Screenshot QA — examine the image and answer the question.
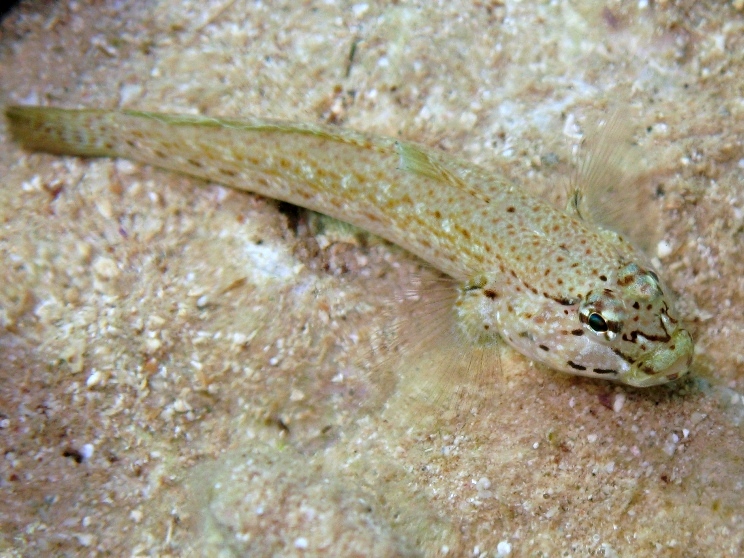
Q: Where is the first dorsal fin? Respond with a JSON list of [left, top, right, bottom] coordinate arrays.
[[568, 110, 661, 254]]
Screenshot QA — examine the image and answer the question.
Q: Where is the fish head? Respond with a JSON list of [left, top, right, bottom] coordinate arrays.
[[578, 263, 693, 387]]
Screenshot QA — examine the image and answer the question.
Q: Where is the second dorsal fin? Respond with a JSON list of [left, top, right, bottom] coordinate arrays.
[[395, 140, 492, 205]]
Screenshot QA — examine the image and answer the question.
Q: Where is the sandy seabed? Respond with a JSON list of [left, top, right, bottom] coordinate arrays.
[[1, 1, 743, 556]]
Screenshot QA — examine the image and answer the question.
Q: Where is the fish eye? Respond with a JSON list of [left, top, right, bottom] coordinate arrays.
[[587, 313, 608, 332]]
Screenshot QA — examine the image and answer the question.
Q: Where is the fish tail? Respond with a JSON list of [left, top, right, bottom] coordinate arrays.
[[5, 105, 118, 158]]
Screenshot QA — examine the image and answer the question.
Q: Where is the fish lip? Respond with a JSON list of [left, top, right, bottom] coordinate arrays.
[[619, 329, 694, 388]]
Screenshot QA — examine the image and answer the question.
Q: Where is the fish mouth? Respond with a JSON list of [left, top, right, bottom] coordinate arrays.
[[619, 328, 694, 388]]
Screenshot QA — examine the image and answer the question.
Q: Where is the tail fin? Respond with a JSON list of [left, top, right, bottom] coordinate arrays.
[[5, 105, 117, 158]]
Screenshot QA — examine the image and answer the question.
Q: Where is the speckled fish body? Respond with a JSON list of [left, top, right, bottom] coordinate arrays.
[[4, 106, 693, 387]]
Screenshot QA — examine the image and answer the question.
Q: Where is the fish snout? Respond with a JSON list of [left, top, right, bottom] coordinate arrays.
[[620, 328, 694, 387]]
